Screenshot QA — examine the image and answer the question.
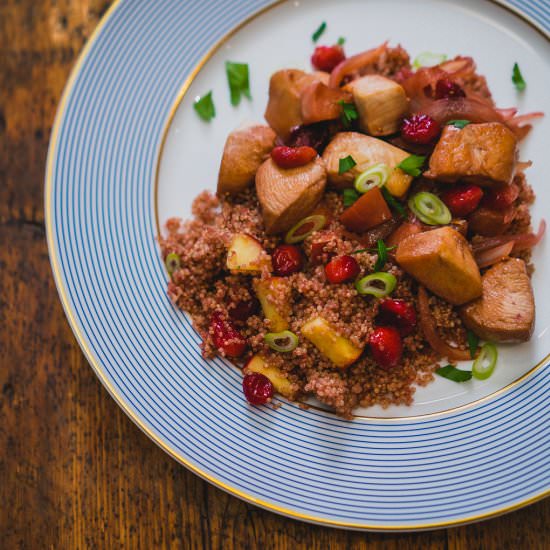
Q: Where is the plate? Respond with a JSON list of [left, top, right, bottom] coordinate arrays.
[[46, 0, 550, 530]]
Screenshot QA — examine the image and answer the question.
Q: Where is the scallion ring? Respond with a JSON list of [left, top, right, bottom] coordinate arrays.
[[413, 51, 447, 69], [408, 191, 451, 225], [285, 214, 327, 244], [165, 252, 181, 275], [355, 272, 397, 298], [472, 342, 498, 380], [264, 330, 299, 353], [354, 163, 390, 194]]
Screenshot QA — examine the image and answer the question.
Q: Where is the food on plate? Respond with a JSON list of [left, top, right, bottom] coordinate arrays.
[[161, 41, 544, 417]]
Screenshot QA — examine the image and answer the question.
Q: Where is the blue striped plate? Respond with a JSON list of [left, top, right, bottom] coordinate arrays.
[[46, 0, 550, 530]]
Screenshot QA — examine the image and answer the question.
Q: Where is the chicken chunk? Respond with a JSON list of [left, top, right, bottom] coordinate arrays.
[[255, 156, 327, 234], [321, 132, 412, 197], [424, 122, 517, 187], [217, 125, 276, 195], [460, 258, 534, 342], [344, 75, 409, 136], [396, 227, 482, 305], [264, 70, 327, 140]]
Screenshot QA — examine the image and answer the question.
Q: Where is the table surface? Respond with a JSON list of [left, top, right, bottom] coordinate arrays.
[[1, 1, 549, 548]]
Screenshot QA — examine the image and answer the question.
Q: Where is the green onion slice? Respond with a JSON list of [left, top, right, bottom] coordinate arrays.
[[355, 272, 397, 298], [343, 188, 360, 207], [472, 343, 498, 380], [265, 330, 299, 352], [165, 252, 181, 275], [408, 191, 451, 225], [285, 214, 327, 244], [354, 163, 390, 194], [413, 52, 447, 69]]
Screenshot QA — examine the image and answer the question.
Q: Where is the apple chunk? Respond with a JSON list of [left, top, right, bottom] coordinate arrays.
[[244, 355, 296, 398], [253, 277, 290, 332], [301, 316, 363, 368], [226, 234, 271, 273]]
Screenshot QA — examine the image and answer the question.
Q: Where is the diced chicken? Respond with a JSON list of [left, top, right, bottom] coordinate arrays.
[[301, 81, 352, 125], [468, 206, 515, 237], [255, 156, 327, 234], [217, 125, 276, 195], [301, 316, 363, 368], [396, 227, 482, 305], [226, 234, 271, 273], [253, 277, 291, 332], [424, 122, 517, 187], [460, 258, 534, 342], [264, 70, 327, 140], [244, 355, 296, 398], [343, 75, 409, 136], [321, 132, 412, 197]]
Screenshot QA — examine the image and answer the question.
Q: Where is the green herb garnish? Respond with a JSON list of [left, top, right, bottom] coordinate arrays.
[[397, 154, 426, 177], [446, 119, 470, 129], [435, 364, 473, 383], [312, 22, 327, 42], [466, 330, 479, 359], [193, 91, 216, 122], [226, 61, 251, 106], [381, 187, 406, 217], [373, 239, 389, 271], [337, 37, 346, 46], [342, 188, 360, 207], [339, 155, 357, 175], [512, 62, 526, 91], [338, 100, 359, 128]]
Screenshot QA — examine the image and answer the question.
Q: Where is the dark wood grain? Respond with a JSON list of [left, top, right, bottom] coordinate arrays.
[[0, 1, 548, 548]]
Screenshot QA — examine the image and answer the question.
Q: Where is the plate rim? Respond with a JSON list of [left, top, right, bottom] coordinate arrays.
[[45, 0, 550, 531]]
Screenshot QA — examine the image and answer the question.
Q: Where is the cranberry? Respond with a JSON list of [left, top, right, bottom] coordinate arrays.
[[272, 244, 303, 276], [287, 122, 331, 153], [378, 299, 417, 336], [271, 146, 317, 169], [242, 372, 274, 405], [210, 312, 247, 358], [324, 255, 360, 284], [369, 326, 403, 370], [401, 114, 441, 144], [481, 183, 519, 211], [228, 298, 259, 323], [434, 78, 466, 100], [441, 184, 484, 217], [311, 45, 346, 72]]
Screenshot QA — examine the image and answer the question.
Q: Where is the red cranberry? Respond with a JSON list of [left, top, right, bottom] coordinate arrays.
[[434, 78, 466, 100], [481, 183, 519, 211], [242, 372, 274, 405], [378, 299, 417, 336], [272, 244, 303, 276], [287, 122, 331, 153], [441, 184, 484, 217], [228, 298, 259, 323], [271, 146, 317, 168], [210, 312, 247, 358], [401, 114, 441, 144], [324, 255, 360, 284], [311, 45, 346, 72], [369, 326, 403, 370]]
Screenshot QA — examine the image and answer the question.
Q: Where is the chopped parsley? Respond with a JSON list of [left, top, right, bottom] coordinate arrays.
[[397, 154, 426, 177], [446, 119, 470, 129], [337, 36, 346, 46], [435, 364, 473, 382], [381, 187, 406, 217], [338, 155, 357, 175], [373, 239, 390, 271], [193, 91, 216, 122], [466, 330, 479, 359], [343, 188, 360, 207], [312, 22, 327, 42], [512, 62, 526, 91], [338, 100, 359, 128], [226, 61, 251, 106]]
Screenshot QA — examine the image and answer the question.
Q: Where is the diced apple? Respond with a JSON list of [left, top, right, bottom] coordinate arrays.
[[301, 316, 363, 368], [253, 277, 291, 332], [226, 234, 271, 273], [244, 355, 296, 398]]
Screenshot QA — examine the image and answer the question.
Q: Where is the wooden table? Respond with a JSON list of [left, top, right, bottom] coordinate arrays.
[[1, 1, 548, 547]]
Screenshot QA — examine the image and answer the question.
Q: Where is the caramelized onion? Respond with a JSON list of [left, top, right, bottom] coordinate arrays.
[[329, 42, 388, 88], [474, 242, 514, 268], [417, 286, 473, 361], [472, 220, 546, 253]]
